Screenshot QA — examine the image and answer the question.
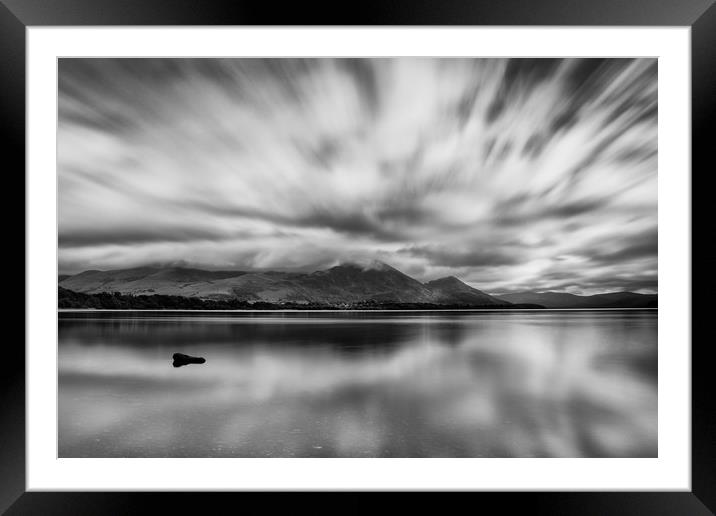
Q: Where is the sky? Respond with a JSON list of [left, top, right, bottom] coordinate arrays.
[[58, 58, 657, 295]]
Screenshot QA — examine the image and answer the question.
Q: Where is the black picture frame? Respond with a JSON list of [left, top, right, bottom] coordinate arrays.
[[4, 0, 714, 513]]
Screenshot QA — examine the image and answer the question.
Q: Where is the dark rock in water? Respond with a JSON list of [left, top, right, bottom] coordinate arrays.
[[172, 353, 206, 368]]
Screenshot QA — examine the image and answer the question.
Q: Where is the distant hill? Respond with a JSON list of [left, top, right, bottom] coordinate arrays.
[[496, 291, 657, 308], [59, 267, 248, 298], [59, 261, 505, 307]]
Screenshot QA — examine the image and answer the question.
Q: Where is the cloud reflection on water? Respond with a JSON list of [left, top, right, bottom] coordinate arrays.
[[59, 312, 657, 457]]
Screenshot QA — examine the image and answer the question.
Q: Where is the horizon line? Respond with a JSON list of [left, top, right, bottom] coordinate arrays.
[[58, 308, 659, 313]]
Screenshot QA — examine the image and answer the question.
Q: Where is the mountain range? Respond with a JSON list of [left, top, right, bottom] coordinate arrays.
[[58, 261, 507, 307], [496, 290, 657, 308], [58, 261, 657, 308]]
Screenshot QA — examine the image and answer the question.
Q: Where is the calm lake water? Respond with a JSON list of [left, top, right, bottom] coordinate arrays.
[[58, 310, 657, 458]]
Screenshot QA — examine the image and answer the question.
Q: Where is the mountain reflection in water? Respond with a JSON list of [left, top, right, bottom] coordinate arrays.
[[58, 310, 657, 457]]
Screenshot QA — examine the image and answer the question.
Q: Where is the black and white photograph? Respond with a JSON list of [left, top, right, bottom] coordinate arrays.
[[57, 57, 658, 458]]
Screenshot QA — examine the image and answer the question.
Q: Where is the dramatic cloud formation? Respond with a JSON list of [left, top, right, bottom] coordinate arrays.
[[58, 58, 657, 294]]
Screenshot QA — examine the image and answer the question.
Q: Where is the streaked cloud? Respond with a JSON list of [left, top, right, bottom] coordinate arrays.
[[58, 58, 657, 294]]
